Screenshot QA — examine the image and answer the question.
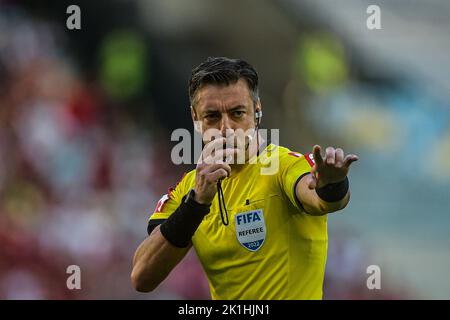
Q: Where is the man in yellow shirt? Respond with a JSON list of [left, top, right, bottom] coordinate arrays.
[[131, 57, 358, 299]]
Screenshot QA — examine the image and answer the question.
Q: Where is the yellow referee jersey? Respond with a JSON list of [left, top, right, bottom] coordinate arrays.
[[148, 143, 328, 300]]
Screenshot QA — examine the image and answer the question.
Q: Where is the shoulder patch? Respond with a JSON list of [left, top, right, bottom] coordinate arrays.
[[154, 194, 170, 213], [153, 171, 187, 213], [304, 152, 315, 167]]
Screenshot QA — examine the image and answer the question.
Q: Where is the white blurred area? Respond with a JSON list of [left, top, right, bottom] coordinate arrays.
[[0, 0, 449, 299]]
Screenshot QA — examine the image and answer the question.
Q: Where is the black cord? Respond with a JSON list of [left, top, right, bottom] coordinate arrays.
[[217, 180, 229, 226], [256, 124, 260, 157]]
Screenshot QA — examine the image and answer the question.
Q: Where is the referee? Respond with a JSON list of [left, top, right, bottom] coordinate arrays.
[[131, 57, 359, 299]]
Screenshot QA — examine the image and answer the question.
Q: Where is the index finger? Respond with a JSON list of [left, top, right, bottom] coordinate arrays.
[[203, 148, 238, 165], [312, 145, 324, 166], [202, 137, 227, 159]]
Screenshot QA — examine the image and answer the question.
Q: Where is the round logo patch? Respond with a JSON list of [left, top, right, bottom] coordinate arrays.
[[235, 209, 266, 252]]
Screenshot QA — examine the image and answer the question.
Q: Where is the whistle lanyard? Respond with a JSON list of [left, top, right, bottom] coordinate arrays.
[[217, 129, 262, 227], [217, 180, 229, 226]]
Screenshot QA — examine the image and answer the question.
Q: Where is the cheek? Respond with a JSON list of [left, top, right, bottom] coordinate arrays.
[[241, 114, 256, 128]]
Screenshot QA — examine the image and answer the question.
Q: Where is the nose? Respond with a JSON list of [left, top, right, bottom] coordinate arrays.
[[220, 114, 232, 137]]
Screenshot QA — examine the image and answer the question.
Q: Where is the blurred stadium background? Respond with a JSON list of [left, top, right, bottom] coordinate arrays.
[[1, 0, 449, 299]]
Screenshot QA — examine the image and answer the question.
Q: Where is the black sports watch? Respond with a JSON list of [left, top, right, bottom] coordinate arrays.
[[184, 189, 211, 208]]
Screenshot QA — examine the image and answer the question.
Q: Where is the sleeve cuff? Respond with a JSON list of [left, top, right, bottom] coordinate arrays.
[[293, 172, 311, 211]]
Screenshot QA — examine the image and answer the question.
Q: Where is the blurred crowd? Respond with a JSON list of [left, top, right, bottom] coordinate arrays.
[[0, 7, 193, 299]]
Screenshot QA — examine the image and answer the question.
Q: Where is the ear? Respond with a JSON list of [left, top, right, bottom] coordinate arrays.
[[254, 99, 262, 125], [191, 105, 202, 133]]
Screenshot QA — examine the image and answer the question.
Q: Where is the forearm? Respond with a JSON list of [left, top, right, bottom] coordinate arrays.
[[315, 190, 350, 214], [131, 225, 191, 292], [297, 174, 350, 216], [132, 189, 211, 292]]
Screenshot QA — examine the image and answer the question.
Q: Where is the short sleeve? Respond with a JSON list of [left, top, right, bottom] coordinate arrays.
[[147, 171, 192, 234], [278, 150, 315, 212]]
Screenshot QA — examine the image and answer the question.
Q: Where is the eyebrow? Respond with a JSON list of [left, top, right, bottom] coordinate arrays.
[[202, 105, 247, 115], [228, 105, 247, 112]]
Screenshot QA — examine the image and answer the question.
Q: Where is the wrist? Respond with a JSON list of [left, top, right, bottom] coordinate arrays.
[[187, 189, 211, 207], [316, 177, 349, 202]]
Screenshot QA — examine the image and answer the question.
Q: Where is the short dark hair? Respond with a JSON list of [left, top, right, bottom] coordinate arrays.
[[188, 57, 259, 106]]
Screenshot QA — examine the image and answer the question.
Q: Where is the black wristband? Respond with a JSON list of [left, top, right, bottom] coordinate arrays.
[[159, 191, 211, 248], [315, 177, 349, 202]]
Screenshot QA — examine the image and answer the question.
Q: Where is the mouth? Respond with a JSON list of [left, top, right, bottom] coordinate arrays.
[[223, 135, 252, 165]]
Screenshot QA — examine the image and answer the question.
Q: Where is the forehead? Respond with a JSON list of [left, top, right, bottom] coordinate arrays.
[[195, 78, 252, 111]]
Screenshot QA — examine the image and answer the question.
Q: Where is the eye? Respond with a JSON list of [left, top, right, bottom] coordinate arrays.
[[205, 113, 220, 121], [232, 110, 245, 118]]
